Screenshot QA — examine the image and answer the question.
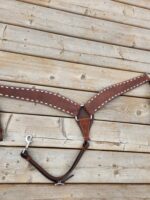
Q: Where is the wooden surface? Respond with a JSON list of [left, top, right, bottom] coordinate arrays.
[[0, 0, 150, 199]]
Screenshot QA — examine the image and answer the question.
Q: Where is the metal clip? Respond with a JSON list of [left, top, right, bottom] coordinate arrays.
[[22, 135, 33, 153]]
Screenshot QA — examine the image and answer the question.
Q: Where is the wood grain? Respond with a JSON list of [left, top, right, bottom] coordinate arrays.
[[114, 0, 150, 9], [0, 51, 150, 97], [1, 24, 150, 72], [0, 112, 150, 153], [1, 0, 150, 50], [0, 0, 149, 193], [0, 81, 149, 124], [1, 184, 150, 200], [18, 0, 150, 29], [1, 146, 150, 183]]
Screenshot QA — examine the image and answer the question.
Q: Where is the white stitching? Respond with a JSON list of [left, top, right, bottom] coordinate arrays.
[[1, 74, 147, 115], [89, 75, 148, 112], [87, 74, 147, 104], [0, 85, 78, 106], [0, 85, 77, 115]]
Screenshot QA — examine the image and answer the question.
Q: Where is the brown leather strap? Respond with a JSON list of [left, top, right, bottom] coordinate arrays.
[[0, 73, 149, 184], [85, 73, 150, 115], [21, 140, 89, 185], [0, 74, 149, 141], [75, 105, 93, 141], [0, 85, 80, 141], [0, 85, 80, 116]]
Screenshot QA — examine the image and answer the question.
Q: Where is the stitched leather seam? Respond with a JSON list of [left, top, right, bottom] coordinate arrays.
[[0, 86, 77, 115], [87, 74, 146, 105], [94, 79, 148, 112]]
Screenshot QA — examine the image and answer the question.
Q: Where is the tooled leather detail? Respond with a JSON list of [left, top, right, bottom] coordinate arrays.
[[78, 118, 91, 141], [0, 73, 149, 184], [0, 85, 80, 116], [75, 106, 93, 141], [85, 73, 150, 115]]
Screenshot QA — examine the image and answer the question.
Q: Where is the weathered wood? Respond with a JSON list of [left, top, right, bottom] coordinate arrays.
[[18, 0, 150, 30], [0, 0, 149, 194], [0, 81, 149, 124], [114, 0, 150, 9], [1, 0, 150, 50], [1, 147, 150, 183], [0, 51, 150, 97], [0, 24, 150, 72], [1, 184, 150, 200], [1, 113, 150, 153]]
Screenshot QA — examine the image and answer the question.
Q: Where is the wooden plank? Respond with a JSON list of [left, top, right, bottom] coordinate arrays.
[[114, 0, 150, 9], [1, 0, 150, 51], [0, 51, 150, 98], [0, 24, 150, 73], [19, 0, 150, 29], [0, 81, 149, 124], [1, 147, 150, 183], [1, 113, 150, 153], [1, 184, 150, 200]]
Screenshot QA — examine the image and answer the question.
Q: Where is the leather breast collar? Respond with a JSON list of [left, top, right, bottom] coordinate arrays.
[[0, 73, 149, 185]]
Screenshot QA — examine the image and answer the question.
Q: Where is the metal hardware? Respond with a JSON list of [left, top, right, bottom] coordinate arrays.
[[22, 135, 33, 153], [54, 181, 64, 186], [75, 114, 93, 121]]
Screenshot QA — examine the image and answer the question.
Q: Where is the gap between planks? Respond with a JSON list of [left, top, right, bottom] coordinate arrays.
[[17, 0, 150, 30], [1, 49, 150, 74], [1, 0, 150, 52], [113, 0, 150, 10], [1, 183, 150, 200], [0, 112, 150, 153], [2, 147, 150, 183], [0, 51, 150, 98], [1, 23, 150, 73], [0, 81, 149, 124]]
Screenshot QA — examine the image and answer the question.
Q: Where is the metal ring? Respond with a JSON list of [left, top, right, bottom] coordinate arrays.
[[75, 115, 93, 121], [54, 181, 64, 186]]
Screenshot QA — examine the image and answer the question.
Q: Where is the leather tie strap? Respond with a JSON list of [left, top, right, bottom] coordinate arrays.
[[21, 139, 89, 185]]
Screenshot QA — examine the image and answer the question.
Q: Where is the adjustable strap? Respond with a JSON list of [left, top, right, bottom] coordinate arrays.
[[0, 84, 81, 140], [85, 73, 150, 115], [21, 140, 89, 185]]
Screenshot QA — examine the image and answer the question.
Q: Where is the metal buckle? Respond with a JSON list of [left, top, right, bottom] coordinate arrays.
[[22, 135, 33, 153]]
